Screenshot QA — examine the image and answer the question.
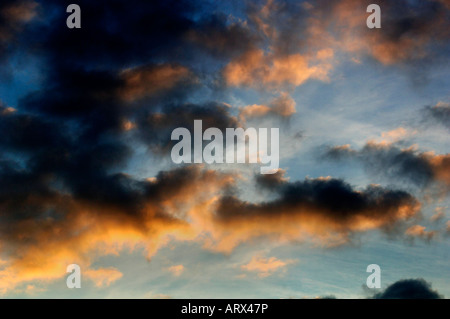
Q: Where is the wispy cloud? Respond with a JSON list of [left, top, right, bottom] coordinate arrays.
[[240, 255, 296, 278], [167, 264, 185, 277]]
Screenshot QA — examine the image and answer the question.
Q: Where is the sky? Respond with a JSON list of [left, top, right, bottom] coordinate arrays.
[[0, 0, 449, 299]]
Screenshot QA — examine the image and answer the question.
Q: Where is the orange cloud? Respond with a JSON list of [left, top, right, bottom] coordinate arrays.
[[405, 225, 437, 241], [121, 119, 136, 131], [167, 264, 184, 277], [239, 92, 296, 121], [0, 106, 16, 115], [241, 256, 296, 278], [220, 0, 449, 90], [427, 154, 450, 186], [241, 0, 449, 79], [223, 49, 332, 89], [84, 267, 123, 288], [381, 128, 416, 142], [240, 104, 272, 119], [270, 92, 296, 117]]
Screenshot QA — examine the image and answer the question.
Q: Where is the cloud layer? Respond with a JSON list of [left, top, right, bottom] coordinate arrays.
[[372, 278, 443, 299], [0, 0, 448, 295]]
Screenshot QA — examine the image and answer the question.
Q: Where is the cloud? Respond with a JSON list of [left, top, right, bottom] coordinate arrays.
[[323, 141, 450, 189], [84, 267, 123, 288], [31, 0, 202, 68], [0, 0, 38, 51], [167, 264, 184, 277], [313, 0, 450, 66], [1, 1, 37, 24], [198, 176, 420, 253], [118, 64, 197, 102], [0, 0, 38, 79], [380, 127, 416, 143], [0, 0, 248, 293], [239, 104, 272, 119], [136, 102, 240, 153], [288, 278, 444, 299], [223, 48, 332, 89], [372, 278, 443, 299], [424, 102, 450, 131], [0, 165, 235, 293], [12, 284, 47, 296], [255, 169, 289, 190], [240, 255, 296, 278], [405, 225, 437, 242], [185, 13, 260, 59], [218, 0, 450, 91], [0, 0, 446, 297], [270, 92, 296, 117], [431, 207, 446, 222], [24, 284, 46, 295], [239, 92, 296, 121]]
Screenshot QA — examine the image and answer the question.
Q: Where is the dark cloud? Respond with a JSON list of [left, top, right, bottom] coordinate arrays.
[[323, 142, 450, 189], [0, 0, 38, 58], [208, 176, 420, 250], [20, 0, 258, 73], [136, 102, 240, 154], [246, 0, 310, 56], [255, 169, 288, 190], [31, 0, 197, 69], [0, 2, 244, 281], [372, 278, 443, 299], [369, 0, 449, 58], [219, 177, 418, 224], [0, 108, 70, 152], [424, 102, 450, 131], [0, 0, 245, 247], [337, 0, 450, 65], [186, 12, 260, 59], [10, 0, 244, 156]]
